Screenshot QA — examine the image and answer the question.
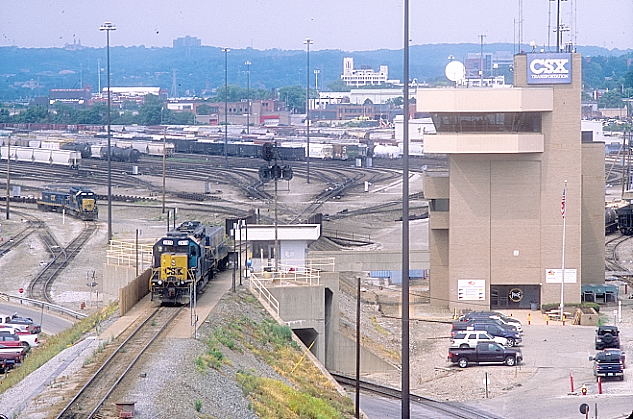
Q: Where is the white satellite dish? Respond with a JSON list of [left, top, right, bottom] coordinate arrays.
[[445, 60, 465, 83]]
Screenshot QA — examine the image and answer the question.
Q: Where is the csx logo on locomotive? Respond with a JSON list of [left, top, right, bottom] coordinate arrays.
[[163, 266, 184, 276]]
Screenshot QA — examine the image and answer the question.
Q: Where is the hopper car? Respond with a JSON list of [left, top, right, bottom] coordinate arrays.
[[36, 186, 98, 220], [150, 221, 229, 304]]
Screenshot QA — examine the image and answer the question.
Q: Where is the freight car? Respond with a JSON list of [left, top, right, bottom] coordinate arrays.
[[36, 186, 98, 220], [0, 146, 80, 168], [170, 138, 305, 161], [617, 205, 633, 235], [606, 207, 618, 235], [150, 221, 229, 304], [90, 145, 141, 163]]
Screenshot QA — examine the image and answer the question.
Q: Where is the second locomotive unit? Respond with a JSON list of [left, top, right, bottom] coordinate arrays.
[[36, 186, 98, 221], [150, 221, 229, 304]]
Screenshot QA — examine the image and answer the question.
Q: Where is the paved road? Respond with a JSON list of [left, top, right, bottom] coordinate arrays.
[[0, 302, 74, 334], [464, 323, 633, 418]]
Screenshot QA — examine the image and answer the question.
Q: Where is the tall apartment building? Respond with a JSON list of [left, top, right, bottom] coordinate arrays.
[[420, 53, 604, 310]]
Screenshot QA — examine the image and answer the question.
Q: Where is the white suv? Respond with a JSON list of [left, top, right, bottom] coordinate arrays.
[[450, 331, 508, 348]]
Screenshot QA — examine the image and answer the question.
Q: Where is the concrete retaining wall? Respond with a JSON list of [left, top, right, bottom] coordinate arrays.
[[119, 269, 151, 316], [309, 250, 429, 272]]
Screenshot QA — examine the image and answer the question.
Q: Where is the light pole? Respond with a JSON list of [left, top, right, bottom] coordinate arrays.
[[100, 21, 116, 243], [5, 137, 10, 220], [401, 0, 411, 417], [222, 47, 230, 167], [304, 38, 313, 184], [245, 60, 251, 135]]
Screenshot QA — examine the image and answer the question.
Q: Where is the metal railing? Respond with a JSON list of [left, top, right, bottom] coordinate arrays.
[[0, 292, 87, 319], [106, 239, 154, 269], [249, 274, 280, 315]]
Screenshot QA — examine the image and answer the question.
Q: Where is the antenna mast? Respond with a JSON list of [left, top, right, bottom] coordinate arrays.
[[479, 34, 486, 85], [518, 0, 523, 52], [171, 69, 177, 98]]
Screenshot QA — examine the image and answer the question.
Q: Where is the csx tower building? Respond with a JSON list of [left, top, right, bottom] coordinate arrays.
[[420, 53, 604, 310]]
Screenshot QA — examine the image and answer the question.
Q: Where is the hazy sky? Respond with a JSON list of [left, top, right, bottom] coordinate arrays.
[[2, 1, 632, 50]]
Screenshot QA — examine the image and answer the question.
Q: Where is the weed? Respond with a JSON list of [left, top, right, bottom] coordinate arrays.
[[150, 320, 156, 327], [194, 399, 203, 412], [195, 356, 207, 372]]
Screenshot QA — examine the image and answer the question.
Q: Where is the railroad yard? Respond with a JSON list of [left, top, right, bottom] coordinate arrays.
[[0, 145, 632, 418]]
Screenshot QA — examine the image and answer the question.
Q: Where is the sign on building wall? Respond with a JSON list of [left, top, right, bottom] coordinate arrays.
[[545, 268, 577, 283], [457, 280, 486, 301], [527, 53, 572, 85]]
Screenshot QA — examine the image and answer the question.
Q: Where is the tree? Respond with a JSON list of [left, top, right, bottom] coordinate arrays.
[[278, 86, 307, 113], [625, 70, 633, 89], [326, 80, 351, 92], [598, 90, 623, 109], [138, 94, 164, 125]]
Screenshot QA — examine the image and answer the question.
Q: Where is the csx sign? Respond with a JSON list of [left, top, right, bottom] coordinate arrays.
[[527, 53, 572, 84]]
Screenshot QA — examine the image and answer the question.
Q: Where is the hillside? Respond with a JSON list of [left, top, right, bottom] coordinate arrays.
[[0, 43, 631, 100]]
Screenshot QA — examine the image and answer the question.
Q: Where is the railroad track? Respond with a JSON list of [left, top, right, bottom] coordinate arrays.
[[331, 373, 502, 419], [56, 306, 182, 419], [28, 222, 98, 303], [605, 233, 632, 273]]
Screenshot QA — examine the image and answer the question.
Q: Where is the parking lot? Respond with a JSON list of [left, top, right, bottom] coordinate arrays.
[[461, 313, 633, 418]]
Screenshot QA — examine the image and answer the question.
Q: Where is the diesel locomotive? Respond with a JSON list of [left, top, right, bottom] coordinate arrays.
[[36, 186, 98, 221], [150, 221, 229, 304]]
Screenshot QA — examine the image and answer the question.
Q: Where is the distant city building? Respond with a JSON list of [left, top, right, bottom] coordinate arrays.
[[340, 57, 390, 87], [464, 51, 513, 80], [49, 88, 92, 106], [95, 87, 168, 107], [64, 38, 86, 51], [173, 36, 202, 48]]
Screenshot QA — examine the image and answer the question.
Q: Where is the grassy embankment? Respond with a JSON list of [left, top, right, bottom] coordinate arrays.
[[197, 293, 355, 418], [0, 302, 118, 393]]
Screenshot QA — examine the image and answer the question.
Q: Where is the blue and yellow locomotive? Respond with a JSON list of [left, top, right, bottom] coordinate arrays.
[[36, 186, 98, 221], [150, 221, 229, 304]]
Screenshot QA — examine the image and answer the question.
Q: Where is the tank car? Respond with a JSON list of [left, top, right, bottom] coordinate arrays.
[[150, 221, 229, 304]]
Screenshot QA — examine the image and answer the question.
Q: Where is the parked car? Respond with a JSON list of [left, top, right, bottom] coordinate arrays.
[[450, 331, 508, 348], [595, 326, 620, 350], [0, 314, 41, 334], [0, 327, 38, 348], [0, 344, 26, 366], [469, 323, 522, 347], [590, 349, 625, 381], [460, 311, 523, 332], [448, 342, 523, 368]]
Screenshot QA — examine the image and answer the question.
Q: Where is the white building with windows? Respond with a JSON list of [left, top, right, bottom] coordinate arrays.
[[340, 57, 390, 87]]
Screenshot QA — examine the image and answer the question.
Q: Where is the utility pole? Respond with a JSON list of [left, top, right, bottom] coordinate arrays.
[[304, 38, 313, 184], [401, 0, 411, 417], [5, 137, 10, 220], [556, 0, 561, 51], [162, 124, 166, 213], [99, 21, 116, 242], [479, 34, 486, 86], [245, 60, 251, 135], [274, 138, 280, 272], [222, 47, 230, 167]]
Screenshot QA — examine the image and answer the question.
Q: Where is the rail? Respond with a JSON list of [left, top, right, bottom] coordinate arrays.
[[330, 373, 501, 419], [0, 292, 87, 319], [249, 273, 280, 315]]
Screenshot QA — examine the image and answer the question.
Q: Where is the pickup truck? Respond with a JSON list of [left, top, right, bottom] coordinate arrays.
[[591, 349, 625, 381], [0, 344, 26, 366], [0, 328, 38, 348], [448, 342, 523, 368]]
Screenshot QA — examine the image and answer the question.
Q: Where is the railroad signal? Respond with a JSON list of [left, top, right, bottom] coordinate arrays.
[[18, 287, 24, 294], [262, 143, 274, 161], [259, 164, 293, 182]]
